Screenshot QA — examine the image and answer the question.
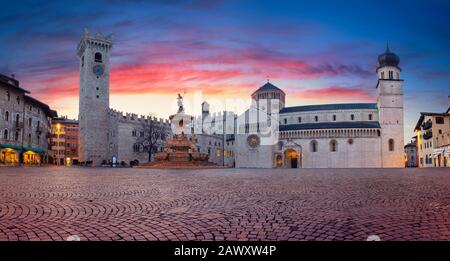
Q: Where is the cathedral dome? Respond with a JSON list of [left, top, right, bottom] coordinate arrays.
[[377, 45, 400, 69], [253, 82, 285, 95]]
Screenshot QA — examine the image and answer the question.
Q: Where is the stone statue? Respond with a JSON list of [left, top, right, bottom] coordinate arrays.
[[177, 93, 184, 113]]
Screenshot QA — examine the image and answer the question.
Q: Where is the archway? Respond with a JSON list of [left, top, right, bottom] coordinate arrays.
[[284, 149, 299, 168]]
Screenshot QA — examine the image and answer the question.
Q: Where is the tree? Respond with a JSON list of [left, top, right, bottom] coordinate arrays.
[[135, 116, 169, 162]]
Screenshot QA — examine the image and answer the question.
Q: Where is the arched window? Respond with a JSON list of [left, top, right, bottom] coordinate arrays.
[[6, 91, 10, 101], [4, 111, 9, 121], [369, 114, 373, 120], [28, 117, 32, 127], [350, 114, 355, 120], [15, 114, 19, 123], [388, 139, 394, 151], [95, 52, 102, 63], [333, 115, 336, 121], [298, 117, 302, 123], [310, 140, 318, 152], [314, 116, 318, 122], [3, 129, 8, 140], [14, 131, 19, 141], [330, 140, 338, 152]]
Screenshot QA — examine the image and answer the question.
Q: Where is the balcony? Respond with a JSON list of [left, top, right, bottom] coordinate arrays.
[[422, 120, 432, 130], [13, 121, 24, 129], [423, 131, 433, 140]]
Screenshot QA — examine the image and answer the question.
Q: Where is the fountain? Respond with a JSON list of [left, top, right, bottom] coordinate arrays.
[[140, 94, 217, 168]]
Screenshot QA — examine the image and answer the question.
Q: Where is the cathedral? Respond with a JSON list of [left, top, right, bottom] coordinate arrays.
[[77, 30, 404, 168], [234, 46, 404, 168]]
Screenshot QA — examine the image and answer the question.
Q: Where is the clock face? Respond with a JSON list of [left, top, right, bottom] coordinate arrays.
[[93, 65, 104, 76]]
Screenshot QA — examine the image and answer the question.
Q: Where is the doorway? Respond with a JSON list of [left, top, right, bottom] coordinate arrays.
[[284, 149, 299, 168]]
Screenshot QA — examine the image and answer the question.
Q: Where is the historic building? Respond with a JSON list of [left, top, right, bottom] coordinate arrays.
[[50, 117, 79, 165], [77, 30, 170, 166], [234, 46, 405, 168], [414, 107, 450, 168], [404, 140, 418, 167], [0, 73, 57, 166]]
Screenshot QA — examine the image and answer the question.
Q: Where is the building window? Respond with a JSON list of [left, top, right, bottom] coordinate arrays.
[[436, 117, 444, 124], [388, 139, 394, 151], [14, 131, 19, 141], [314, 116, 318, 122], [16, 96, 20, 104], [95, 52, 102, 63], [381, 72, 385, 79], [369, 114, 373, 120], [81, 56, 84, 67], [28, 118, 32, 127], [15, 114, 20, 124], [4, 111, 9, 121], [298, 117, 302, 123], [330, 140, 337, 152], [37, 135, 40, 145], [332, 115, 336, 121], [133, 144, 140, 152], [283, 118, 287, 124], [6, 91, 10, 101], [3, 129, 8, 140], [389, 71, 393, 79], [310, 140, 318, 152], [350, 114, 355, 120], [28, 133, 31, 144], [132, 130, 137, 136]]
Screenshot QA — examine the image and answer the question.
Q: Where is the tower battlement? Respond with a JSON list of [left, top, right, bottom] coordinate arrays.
[[109, 108, 170, 125], [77, 29, 113, 57]]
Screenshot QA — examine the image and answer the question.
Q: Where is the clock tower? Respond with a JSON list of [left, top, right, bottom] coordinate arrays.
[[77, 29, 113, 166]]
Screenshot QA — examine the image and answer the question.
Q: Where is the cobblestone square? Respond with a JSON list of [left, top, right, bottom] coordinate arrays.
[[0, 167, 449, 241]]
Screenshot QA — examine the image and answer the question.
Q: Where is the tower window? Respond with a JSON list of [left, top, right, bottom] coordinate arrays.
[[81, 56, 84, 67], [369, 114, 373, 120], [389, 71, 393, 79], [4, 111, 9, 121], [332, 115, 336, 121], [388, 139, 394, 151], [350, 114, 355, 120], [96, 95, 99, 99], [283, 119, 287, 124], [381, 72, 385, 79], [314, 116, 318, 122], [95, 52, 102, 63], [396, 72, 399, 79], [298, 117, 302, 123]]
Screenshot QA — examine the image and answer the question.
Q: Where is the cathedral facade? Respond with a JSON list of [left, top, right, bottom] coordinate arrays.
[[235, 46, 404, 168]]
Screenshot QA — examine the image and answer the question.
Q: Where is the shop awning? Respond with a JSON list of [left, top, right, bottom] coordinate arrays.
[[23, 147, 46, 154], [433, 148, 444, 156], [0, 144, 22, 150]]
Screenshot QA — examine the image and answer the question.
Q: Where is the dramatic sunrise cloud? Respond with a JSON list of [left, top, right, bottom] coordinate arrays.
[[1, 0, 449, 141]]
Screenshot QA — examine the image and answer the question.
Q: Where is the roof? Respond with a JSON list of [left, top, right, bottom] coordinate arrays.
[[377, 44, 400, 70], [52, 117, 78, 125], [414, 112, 450, 131], [252, 82, 285, 96], [280, 121, 381, 131], [0, 73, 30, 94], [280, 103, 377, 114], [24, 95, 58, 118]]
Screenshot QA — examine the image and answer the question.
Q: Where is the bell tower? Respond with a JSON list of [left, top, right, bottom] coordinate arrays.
[[376, 44, 404, 167], [77, 29, 113, 166]]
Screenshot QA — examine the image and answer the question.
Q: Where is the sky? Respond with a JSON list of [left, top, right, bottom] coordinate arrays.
[[1, 0, 449, 141]]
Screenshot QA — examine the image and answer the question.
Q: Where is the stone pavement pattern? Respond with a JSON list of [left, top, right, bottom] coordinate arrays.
[[0, 167, 449, 241]]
